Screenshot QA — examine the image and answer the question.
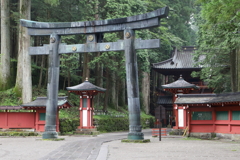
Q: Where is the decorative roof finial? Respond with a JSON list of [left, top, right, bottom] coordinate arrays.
[[179, 74, 183, 79], [86, 77, 88, 81]]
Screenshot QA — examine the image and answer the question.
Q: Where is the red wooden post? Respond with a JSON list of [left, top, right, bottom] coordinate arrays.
[[187, 109, 191, 133], [212, 108, 216, 132], [228, 109, 231, 133]]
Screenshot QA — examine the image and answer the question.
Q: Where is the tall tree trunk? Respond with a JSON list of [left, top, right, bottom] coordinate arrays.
[[0, 0, 11, 90], [78, 53, 83, 83], [151, 69, 156, 95], [237, 48, 240, 92], [44, 57, 48, 88], [119, 78, 126, 107], [11, 27, 18, 59], [38, 55, 44, 89], [67, 65, 71, 87], [94, 52, 103, 108], [104, 68, 110, 111], [230, 48, 240, 92], [15, 0, 32, 103], [110, 69, 118, 109], [141, 72, 150, 114], [82, 53, 90, 82]]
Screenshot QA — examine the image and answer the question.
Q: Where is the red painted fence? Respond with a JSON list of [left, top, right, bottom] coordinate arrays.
[[0, 112, 35, 129], [152, 128, 167, 136]]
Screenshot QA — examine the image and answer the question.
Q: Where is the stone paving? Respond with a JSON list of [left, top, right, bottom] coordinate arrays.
[[0, 129, 240, 160], [40, 132, 128, 160], [107, 136, 240, 160], [0, 131, 128, 160]]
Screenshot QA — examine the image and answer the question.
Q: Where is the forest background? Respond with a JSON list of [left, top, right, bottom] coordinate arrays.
[[0, 0, 239, 116]]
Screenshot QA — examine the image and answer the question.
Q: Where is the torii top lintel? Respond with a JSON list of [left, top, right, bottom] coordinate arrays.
[[20, 7, 169, 36]]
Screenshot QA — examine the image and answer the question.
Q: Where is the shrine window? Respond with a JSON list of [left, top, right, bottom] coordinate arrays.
[[232, 111, 240, 120], [192, 111, 212, 120], [39, 113, 46, 121], [216, 111, 228, 120], [83, 99, 87, 108]]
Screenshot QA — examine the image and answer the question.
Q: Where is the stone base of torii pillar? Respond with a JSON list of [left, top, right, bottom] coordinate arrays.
[[75, 128, 99, 136]]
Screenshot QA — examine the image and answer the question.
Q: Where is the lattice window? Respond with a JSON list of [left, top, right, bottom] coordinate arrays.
[[232, 111, 240, 120], [192, 111, 212, 120], [216, 111, 228, 120], [39, 113, 46, 121]]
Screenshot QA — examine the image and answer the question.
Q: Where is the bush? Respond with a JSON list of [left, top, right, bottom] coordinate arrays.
[[59, 119, 79, 134], [0, 132, 38, 136], [59, 116, 155, 133], [95, 118, 129, 132], [141, 117, 155, 129]]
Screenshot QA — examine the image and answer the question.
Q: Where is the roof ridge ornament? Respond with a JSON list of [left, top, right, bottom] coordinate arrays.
[[85, 77, 89, 81]]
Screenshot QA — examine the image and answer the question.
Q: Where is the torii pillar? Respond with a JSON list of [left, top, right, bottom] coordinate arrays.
[[66, 78, 106, 130]]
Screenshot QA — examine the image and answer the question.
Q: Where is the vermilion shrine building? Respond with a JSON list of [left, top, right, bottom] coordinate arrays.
[[152, 46, 240, 139], [0, 97, 72, 132]]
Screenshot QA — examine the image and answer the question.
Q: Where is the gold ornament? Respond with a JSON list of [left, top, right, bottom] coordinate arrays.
[[88, 35, 94, 42], [72, 46, 77, 51], [105, 44, 110, 50], [125, 32, 131, 38]]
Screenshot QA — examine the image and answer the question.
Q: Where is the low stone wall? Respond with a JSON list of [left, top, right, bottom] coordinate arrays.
[[216, 133, 240, 140], [190, 132, 240, 140], [189, 132, 214, 139], [169, 129, 184, 135]]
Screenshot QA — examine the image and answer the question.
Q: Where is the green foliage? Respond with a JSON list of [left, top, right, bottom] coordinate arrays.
[[44, 0, 60, 6], [59, 106, 79, 119], [0, 88, 21, 106], [182, 137, 201, 140], [59, 109, 155, 133], [93, 111, 155, 132], [95, 118, 129, 132], [194, 0, 240, 92], [121, 139, 150, 143], [59, 119, 79, 134], [1, 0, 198, 112], [0, 132, 38, 136], [0, 76, 13, 91], [167, 0, 197, 46]]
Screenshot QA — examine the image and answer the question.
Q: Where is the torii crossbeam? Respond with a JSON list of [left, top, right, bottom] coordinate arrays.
[[20, 7, 169, 139]]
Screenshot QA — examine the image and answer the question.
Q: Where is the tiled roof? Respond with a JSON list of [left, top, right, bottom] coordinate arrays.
[[175, 92, 240, 105], [21, 96, 72, 108], [0, 106, 22, 110], [67, 79, 106, 92], [157, 96, 173, 105], [162, 76, 198, 89], [152, 46, 204, 69]]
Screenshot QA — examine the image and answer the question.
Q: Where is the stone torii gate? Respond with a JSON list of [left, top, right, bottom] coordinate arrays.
[[20, 7, 169, 139]]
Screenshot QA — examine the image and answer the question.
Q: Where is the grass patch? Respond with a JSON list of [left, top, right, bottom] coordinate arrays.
[[0, 132, 39, 137], [140, 112, 154, 118], [121, 139, 150, 143], [41, 138, 65, 141], [182, 137, 201, 140]]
